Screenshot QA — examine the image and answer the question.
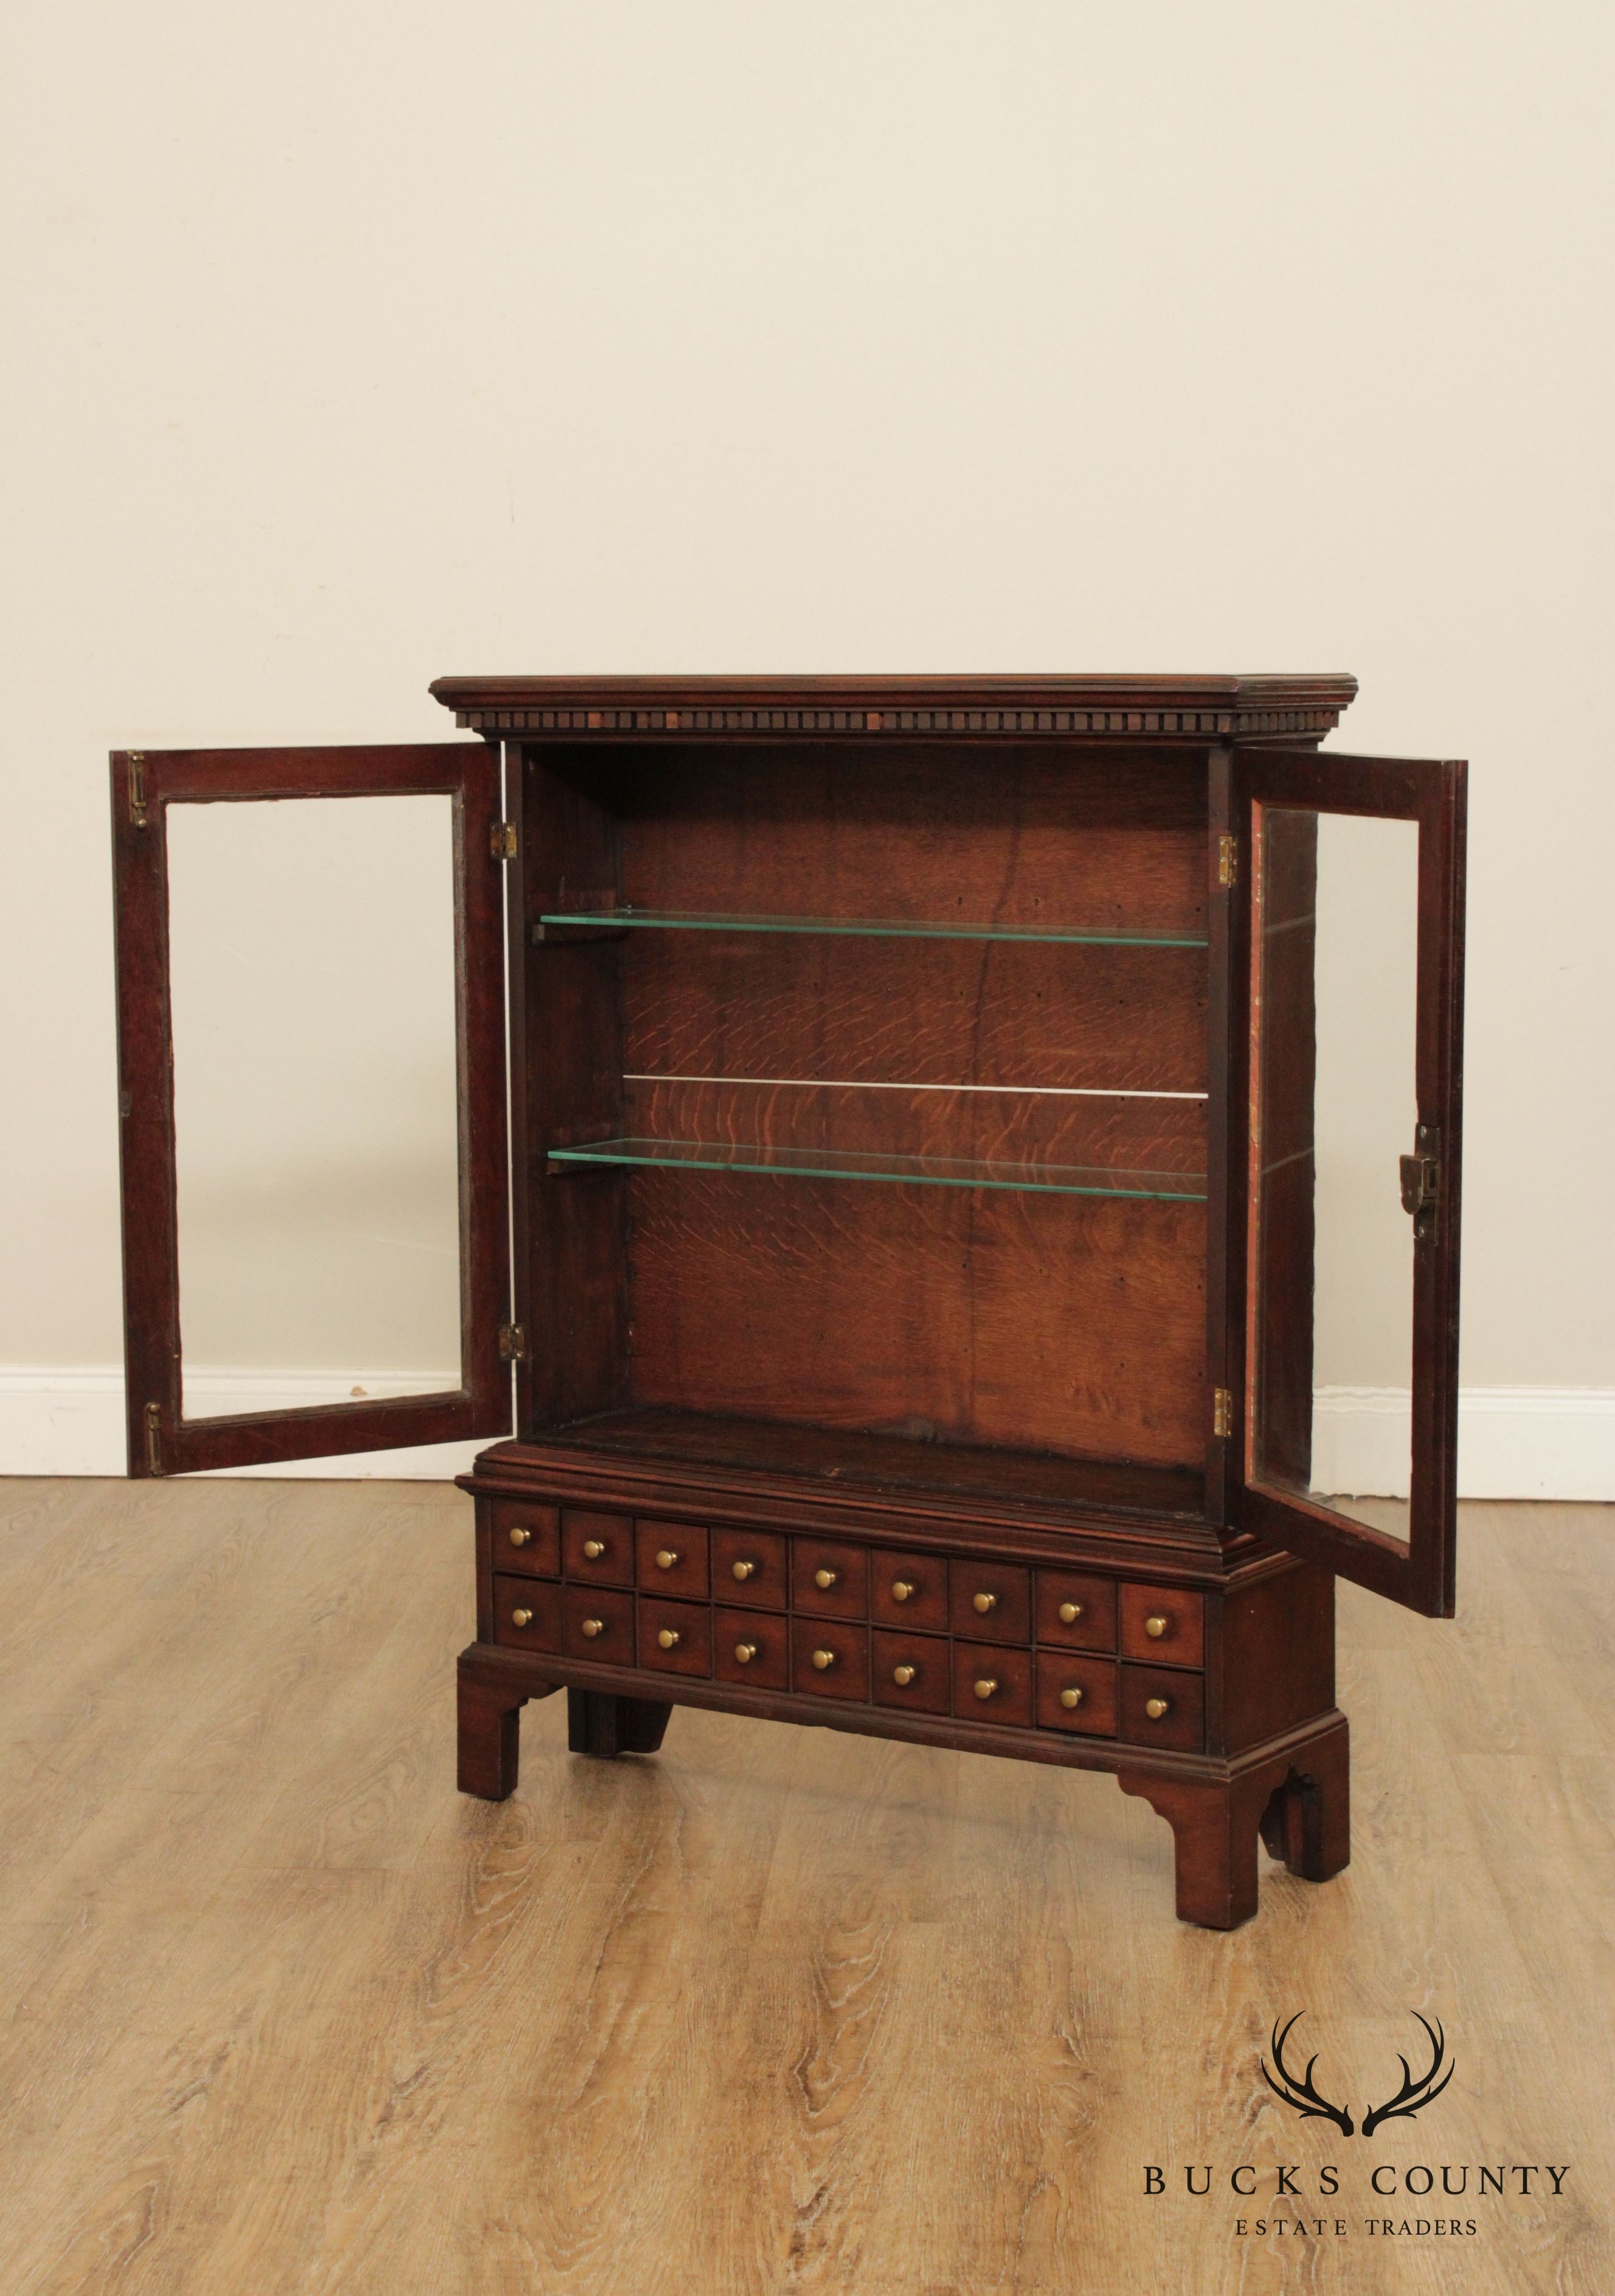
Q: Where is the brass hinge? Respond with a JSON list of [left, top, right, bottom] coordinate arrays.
[[1399, 1123, 1441, 1243], [144, 1400, 164, 1474], [128, 755, 150, 830], [491, 821, 518, 861], [1217, 833, 1237, 889], [498, 1323, 527, 1362], [1212, 1386, 1234, 1440]]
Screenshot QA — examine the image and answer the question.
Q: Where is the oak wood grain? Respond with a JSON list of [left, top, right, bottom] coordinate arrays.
[[626, 1171, 1206, 1468]]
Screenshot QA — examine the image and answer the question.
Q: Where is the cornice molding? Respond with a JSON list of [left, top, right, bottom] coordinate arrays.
[[429, 675, 1357, 744]]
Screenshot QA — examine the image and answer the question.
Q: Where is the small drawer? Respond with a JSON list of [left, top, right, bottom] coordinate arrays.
[[489, 1500, 560, 1578], [562, 1510, 634, 1586], [714, 1606, 789, 1689], [871, 1628, 950, 1714], [635, 1519, 710, 1599], [792, 1538, 869, 1619], [952, 1640, 1034, 1727], [561, 1582, 635, 1659], [1034, 1651, 1118, 1737], [637, 1594, 712, 1679], [870, 1549, 947, 1631], [1034, 1570, 1117, 1652], [1119, 1583, 1205, 1668], [790, 1617, 870, 1700], [711, 1527, 787, 1611], [1121, 1663, 1205, 1752], [492, 1573, 562, 1653], [949, 1559, 1031, 1645]]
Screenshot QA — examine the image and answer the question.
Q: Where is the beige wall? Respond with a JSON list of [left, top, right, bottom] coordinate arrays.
[[2, 4, 1612, 1476]]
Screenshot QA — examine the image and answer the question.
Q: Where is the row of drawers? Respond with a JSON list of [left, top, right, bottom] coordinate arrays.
[[488, 1500, 1204, 1667], [491, 1576, 1205, 1751]]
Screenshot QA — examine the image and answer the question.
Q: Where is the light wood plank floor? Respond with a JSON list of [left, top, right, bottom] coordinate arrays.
[[0, 1479, 1610, 2295]]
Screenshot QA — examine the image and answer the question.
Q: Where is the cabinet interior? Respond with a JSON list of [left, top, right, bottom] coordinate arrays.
[[518, 740, 1211, 1517]]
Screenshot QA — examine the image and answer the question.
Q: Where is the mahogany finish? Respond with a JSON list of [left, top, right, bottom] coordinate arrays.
[[489, 1502, 560, 1579], [713, 1607, 789, 1688], [111, 673, 1467, 1929]]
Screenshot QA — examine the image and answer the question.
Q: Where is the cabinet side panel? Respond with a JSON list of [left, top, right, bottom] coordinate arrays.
[[519, 749, 628, 1429], [1219, 1559, 1334, 1754], [1247, 811, 1318, 1490]]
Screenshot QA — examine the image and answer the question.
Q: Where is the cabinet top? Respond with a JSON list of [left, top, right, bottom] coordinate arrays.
[[429, 673, 1357, 744]]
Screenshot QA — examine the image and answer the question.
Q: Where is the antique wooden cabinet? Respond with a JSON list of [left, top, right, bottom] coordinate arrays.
[[110, 676, 1466, 1927]]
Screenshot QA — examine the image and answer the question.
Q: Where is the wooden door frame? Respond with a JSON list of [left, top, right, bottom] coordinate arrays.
[[111, 741, 512, 1475], [1223, 746, 1467, 1617]]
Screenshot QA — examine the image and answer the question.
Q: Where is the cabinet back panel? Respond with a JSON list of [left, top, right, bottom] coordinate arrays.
[[626, 1171, 1206, 1468], [610, 743, 1208, 937], [623, 935, 1206, 1099], [620, 1078, 1203, 1174], [522, 738, 1211, 1467]]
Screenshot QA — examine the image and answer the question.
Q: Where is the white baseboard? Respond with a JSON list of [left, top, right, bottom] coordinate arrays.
[[0, 1367, 484, 1480], [1312, 1384, 1615, 1502], [1, 1368, 1612, 1500]]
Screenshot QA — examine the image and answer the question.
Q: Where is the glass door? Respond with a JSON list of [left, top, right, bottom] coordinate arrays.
[[1233, 747, 1466, 1616], [111, 743, 513, 1474]]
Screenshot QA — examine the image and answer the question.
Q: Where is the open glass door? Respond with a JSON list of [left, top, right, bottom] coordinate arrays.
[[1233, 748, 1465, 1616], [111, 744, 513, 1474]]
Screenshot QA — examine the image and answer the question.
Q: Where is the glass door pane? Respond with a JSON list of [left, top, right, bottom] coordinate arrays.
[[1248, 807, 1419, 1542], [167, 794, 462, 1419]]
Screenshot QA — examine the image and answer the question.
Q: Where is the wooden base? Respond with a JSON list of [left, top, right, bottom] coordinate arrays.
[[457, 1645, 1348, 1929], [1118, 1718, 1349, 1927], [455, 1662, 534, 1801]]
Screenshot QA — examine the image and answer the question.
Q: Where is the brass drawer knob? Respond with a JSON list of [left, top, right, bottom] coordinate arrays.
[[1059, 1685, 1084, 1710], [1057, 1600, 1084, 1625], [656, 1627, 680, 1650], [731, 1558, 757, 1581], [892, 1663, 916, 1687], [583, 1538, 606, 1561], [654, 1549, 679, 1570], [814, 1567, 838, 1590], [581, 1616, 606, 1639], [734, 1640, 759, 1665], [811, 1647, 837, 1671], [973, 1676, 999, 1701], [508, 1526, 533, 1548], [972, 1591, 997, 1615], [1144, 1614, 1169, 1639], [511, 1607, 533, 1629], [891, 1580, 915, 1603], [1145, 1695, 1171, 1720]]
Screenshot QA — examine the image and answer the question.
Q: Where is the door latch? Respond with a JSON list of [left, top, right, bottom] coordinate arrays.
[[128, 755, 150, 830], [1399, 1125, 1440, 1243]]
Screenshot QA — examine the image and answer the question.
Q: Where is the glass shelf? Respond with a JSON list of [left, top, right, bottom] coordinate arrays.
[[548, 1136, 1206, 1201], [538, 906, 1207, 949]]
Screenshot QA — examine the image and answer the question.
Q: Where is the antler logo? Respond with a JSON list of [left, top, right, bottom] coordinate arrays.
[[1361, 2014, 1454, 2137], [1261, 2013, 1454, 2139], [1261, 2014, 1354, 2137]]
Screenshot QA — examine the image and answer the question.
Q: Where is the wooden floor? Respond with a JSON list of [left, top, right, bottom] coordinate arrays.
[[0, 1480, 1610, 2295]]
